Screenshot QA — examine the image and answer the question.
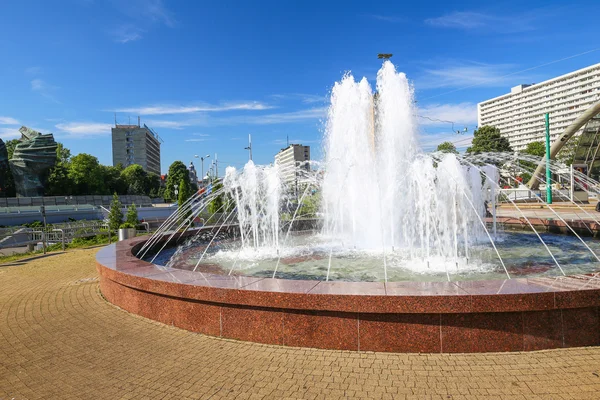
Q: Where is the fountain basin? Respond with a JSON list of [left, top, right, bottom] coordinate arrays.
[[97, 223, 600, 353]]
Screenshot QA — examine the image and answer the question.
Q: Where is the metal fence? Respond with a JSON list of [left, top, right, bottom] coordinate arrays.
[[0, 220, 111, 250], [0, 195, 156, 208]]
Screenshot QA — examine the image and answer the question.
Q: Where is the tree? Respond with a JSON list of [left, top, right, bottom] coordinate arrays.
[[145, 172, 161, 198], [45, 163, 72, 196], [300, 192, 321, 218], [515, 141, 547, 185], [102, 165, 127, 195], [45, 141, 74, 196], [56, 142, 71, 164], [208, 181, 224, 214], [1, 139, 19, 197], [0, 163, 15, 197], [107, 193, 123, 231], [125, 203, 139, 226], [121, 164, 148, 195], [466, 126, 512, 153], [68, 153, 106, 195], [436, 141, 458, 154], [165, 161, 190, 201], [556, 134, 582, 166], [178, 178, 192, 225], [523, 141, 546, 157], [5, 139, 19, 160]]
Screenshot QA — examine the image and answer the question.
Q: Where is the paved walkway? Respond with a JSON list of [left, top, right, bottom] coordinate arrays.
[[1, 249, 600, 399]]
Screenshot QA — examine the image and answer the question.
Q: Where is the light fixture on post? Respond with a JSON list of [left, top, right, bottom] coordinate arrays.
[[244, 134, 252, 161], [195, 154, 210, 187]]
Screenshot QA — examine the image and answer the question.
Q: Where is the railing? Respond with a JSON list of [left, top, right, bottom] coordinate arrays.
[[498, 188, 591, 203], [34, 222, 111, 251], [0, 221, 111, 250], [0, 205, 98, 214]]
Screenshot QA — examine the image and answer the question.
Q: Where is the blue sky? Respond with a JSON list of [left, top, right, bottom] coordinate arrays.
[[1, 0, 599, 175]]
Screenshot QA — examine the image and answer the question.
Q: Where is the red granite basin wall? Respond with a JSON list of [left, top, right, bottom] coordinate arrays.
[[96, 233, 600, 353]]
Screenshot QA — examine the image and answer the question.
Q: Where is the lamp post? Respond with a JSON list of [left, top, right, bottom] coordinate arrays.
[[245, 134, 252, 161], [544, 113, 553, 204], [40, 205, 47, 254], [195, 154, 210, 187]]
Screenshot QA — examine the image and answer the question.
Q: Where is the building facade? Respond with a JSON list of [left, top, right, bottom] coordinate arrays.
[[274, 144, 310, 184], [478, 63, 600, 151], [188, 161, 198, 187], [112, 123, 161, 175]]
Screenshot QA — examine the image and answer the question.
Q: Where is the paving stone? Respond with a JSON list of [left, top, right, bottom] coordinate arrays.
[[0, 248, 599, 399]]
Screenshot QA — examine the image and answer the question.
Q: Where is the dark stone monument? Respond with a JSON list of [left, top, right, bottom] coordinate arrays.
[[9, 126, 57, 197]]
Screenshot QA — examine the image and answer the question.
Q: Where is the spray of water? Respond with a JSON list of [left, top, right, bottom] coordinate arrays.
[[321, 61, 489, 269], [143, 61, 600, 281]]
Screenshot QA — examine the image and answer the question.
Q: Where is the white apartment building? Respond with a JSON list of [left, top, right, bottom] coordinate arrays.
[[478, 63, 600, 151], [274, 144, 310, 185]]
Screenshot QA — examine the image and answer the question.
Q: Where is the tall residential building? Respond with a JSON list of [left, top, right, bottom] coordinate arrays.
[[274, 144, 310, 184], [477, 63, 600, 151], [112, 122, 162, 175]]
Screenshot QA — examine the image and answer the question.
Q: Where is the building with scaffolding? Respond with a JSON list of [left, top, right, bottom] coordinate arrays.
[[112, 119, 162, 175]]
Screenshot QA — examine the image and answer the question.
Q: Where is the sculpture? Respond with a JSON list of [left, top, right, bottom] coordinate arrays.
[[9, 126, 57, 197]]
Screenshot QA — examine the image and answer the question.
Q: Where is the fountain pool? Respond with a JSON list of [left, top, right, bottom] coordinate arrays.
[[97, 60, 600, 353], [151, 231, 600, 282]]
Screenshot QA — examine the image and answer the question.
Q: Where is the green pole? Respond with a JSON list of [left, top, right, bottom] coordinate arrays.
[[544, 113, 552, 204]]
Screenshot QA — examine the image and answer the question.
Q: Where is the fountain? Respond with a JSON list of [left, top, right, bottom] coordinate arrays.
[[97, 61, 600, 353]]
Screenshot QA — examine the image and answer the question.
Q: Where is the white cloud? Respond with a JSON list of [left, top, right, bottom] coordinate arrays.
[[272, 138, 320, 145], [25, 66, 42, 75], [142, 0, 176, 27], [271, 93, 326, 104], [111, 0, 176, 44], [184, 138, 207, 142], [113, 107, 326, 129], [31, 79, 45, 91], [415, 62, 534, 90], [0, 127, 21, 140], [418, 131, 474, 152], [0, 117, 19, 125], [113, 25, 144, 43], [417, 103, 478, 127], [55, 122, 112, 137], [366, 14, 406, 23], [193, 133, 210, 137], [114, 102, 273, 115], [425, 11, 539, 33], [144, 119, 189, 129], [31, 79, 60, 103], [235, 107, 327, 125]]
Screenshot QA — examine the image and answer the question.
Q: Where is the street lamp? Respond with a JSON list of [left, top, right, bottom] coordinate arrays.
[[194, 154, 210, 187], [244, 134, 252, 161]]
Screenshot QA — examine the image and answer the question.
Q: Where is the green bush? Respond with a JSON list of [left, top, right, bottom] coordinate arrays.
[[119, 222, 135, 229], [24, 220, 44, 228], [71, 234, 110, 247], [108, 193, 123, 231], [125, 203, 138, 226]]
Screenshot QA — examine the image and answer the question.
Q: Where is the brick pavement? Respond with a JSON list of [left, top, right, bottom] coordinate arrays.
[[1, 248, 600, 399]]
